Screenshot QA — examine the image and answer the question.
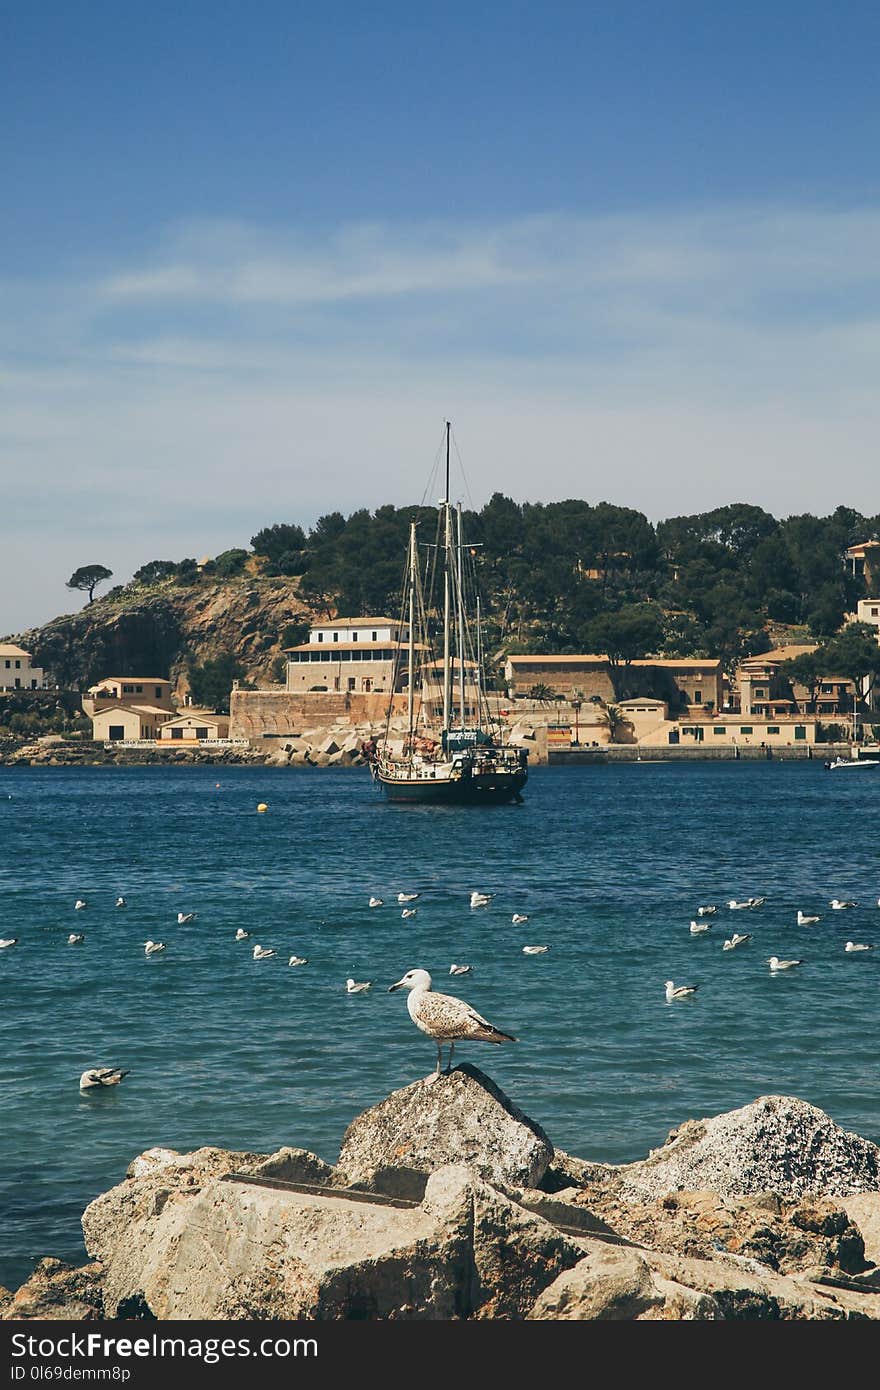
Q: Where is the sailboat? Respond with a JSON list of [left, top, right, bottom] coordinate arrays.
[[363, 424, 528, 804]]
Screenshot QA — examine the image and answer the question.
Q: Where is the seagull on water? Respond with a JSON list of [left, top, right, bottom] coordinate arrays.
[[177, 912, 197, 924], [0, 938, 18, 949], [722, 933, 751, 951], [288, 955, 308, 966], [252, 944, 276, 960], [67, 933, 85, 945], [728, 898, 764, 911], [397, 893, 420, 904], [470, 892, 494, 908], [80, 1067, 129, 1091], [697, 905, 717, 916], [665, 980, 698, 1000], [115, 897, 127, 909], [522, 945, 549, 955], [74, 899, 87, 910], [144, 941, 165, 955], [369, 897, 384, 908], [235, 928, 250, 940], [512, 913, 529, 924], [388, 967, 516, 1078], [797, 911, 821, 926], [689, 920, 711, 934], [830, 899, 857, 910], [768, 956, 802, 971], [449, 963, 472, 975], [346, 977, 372, 993], [401, 907, 418, 919], [845, 941, 874, 953]]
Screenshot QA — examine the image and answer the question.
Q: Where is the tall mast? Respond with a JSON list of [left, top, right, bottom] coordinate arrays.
[[476, 594, 483, 732], [442, 422, 452, 733], [456, 502, 466, 729], [407, 521, 416, 743]]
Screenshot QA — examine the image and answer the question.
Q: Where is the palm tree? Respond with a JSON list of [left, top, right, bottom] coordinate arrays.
[[601, 702, 630, 742]]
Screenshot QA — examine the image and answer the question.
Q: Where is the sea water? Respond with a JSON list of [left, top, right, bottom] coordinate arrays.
[[1, 761, 878, 1288]]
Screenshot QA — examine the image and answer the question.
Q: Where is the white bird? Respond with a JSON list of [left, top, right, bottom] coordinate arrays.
[[288, 955, 309, 966], [401, 907, 418, 919], [830, 899, 857, 910], [727, 899, 752, 910], [397, 893, 420, 904], [67, 933, 85, 945], [449, 963, 472, 975], [797, 911, 821, 926], [346, 977, 372, 993], [522, 945, 549, 955], [177, 912, 197, 924], [470, 892, 494, 908], [689, 920, 711, 934], [722, 933, 751, 951], [79, 1067, 129, 1091], [748, 897, 767, 909], [697, 905, 717, 916], [252, 944, 276, 960], [115, 896, 127, 909], [0, 938, 18, 949], [768, 956, 802, 971], [845, 941, 874, 953], [144, 940, 165, 955], [665, 980, 698, 1000], [235, 928, 250, 940], [74, 899, 87, 910], [388, 967, 516, 1077], [369, 897, 384, 908], [511, 913, 529, 924]]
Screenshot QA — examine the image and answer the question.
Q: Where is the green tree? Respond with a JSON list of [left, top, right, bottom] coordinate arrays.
[[133, 560, 177, 585], [280, 619, 310, 649], [251, 523, 308, 562], [819, 623, 880, 701], [212, 548, 249, 578], [66, 564, 112, 604], [585, 604, 664, 688], [188, 655, 246, 714]]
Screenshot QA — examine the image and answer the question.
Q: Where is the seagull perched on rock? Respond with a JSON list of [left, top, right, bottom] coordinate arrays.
[[115, 897, 127, 909], [397, 892, 420, 904], [449, 963, 472, 975], [67, 933, 85, 945], [689, 920, 711, 934], [768, 956, 802, 971], [697, 905, 717, 916], [845, 941, 874, 953], [0, 938, 18, 949], [80, 1067, 128, 1091], [522, 944, 549, 955], [401, 907, 418, 919], [288, 955, 308, 966], [346, 977, 372, 993], [252, 944, 276, 960], [797, 910, 821, 926], [665, 980, 698, 1001], [511, 913, 529, 924], [369, 897, 384, 908], [235, 928, 250, 941], [722, 933, 751, 951], [74, 899, 87, 910], [144, 941, 165, 955], [470, 892, 494, 908], [830, 899, 857, 910], [389, 967, 516, 1078]]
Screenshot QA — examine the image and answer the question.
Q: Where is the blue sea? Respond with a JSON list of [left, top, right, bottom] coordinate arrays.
[[1, 761, 879, 1290]]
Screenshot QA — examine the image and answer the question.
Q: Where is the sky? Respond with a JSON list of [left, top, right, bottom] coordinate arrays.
[[3, 1, 880, 633]]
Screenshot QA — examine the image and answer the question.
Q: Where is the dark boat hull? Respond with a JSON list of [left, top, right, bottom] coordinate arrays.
[[377, 769, 527, 804]]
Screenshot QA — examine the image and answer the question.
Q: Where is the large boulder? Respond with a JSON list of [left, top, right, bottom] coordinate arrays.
[[1, 1259, 104, 1321], [620, 1096, 880, 1201], [529, 1244, 661, 1320], [336, 1064, 553, 1191]]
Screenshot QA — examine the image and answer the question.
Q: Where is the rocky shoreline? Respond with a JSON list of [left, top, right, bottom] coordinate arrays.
[[3, 1068, 880, 1321]]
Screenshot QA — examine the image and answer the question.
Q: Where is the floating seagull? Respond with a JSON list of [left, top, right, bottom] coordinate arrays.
[[511, 913, 529, 924], [749, 897, 767, 909], [727, 899, 752, 911], [235, 928, 250, 941], [830, 899, 857, 910], [845, 941, 874, 953], [722, 933, 751, 951], [388, 967, 516, 1077], [177, 912, 197, 924], [67, 933, 85, 945], [115, 897, 127, 909], [144, 941, 165, 955], [470, 892, 494, 908], [346, 977, 372, 993], [252, 944, 276, 960], [797, 911, 821, 926], [79, 1067, 129, 1091], [288, 955, 309, 966], [397, 893, 420, 904], [401, 907, 418, 919], [665, 980, 698, 1000], [768, 956, 802, 971], [697, 905, 717, 916], [369, 897, 384, 908], [689, 920, 711, 934], [0, 938, 18, 949], [449, 963, 472, 975], [522, 945, 549, 955], [74, 899, 87, 910]]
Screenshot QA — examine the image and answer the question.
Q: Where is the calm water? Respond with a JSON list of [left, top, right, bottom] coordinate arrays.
[[1, 761, 879, 1288]]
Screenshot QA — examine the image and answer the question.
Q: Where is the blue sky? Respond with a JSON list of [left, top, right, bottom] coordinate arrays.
[[3, 2, 880, 632]]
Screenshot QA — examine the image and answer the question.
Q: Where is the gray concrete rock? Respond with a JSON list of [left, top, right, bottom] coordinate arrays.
[[336, 1064, 553, 1191], [620, 1096, 880, 1201]]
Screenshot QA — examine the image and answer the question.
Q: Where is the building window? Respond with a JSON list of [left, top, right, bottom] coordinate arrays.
[[753, 705, 764, 715], [123, 684, 134, 693], [196, 728, 208, 739], [333, 632, 339, 643], [15, 660, 21, 669], [135, 684, 143, 693], [713, 727, 725, 735], [794, 725, 806, 740], [108, 725, 125, 740], [754, 688, 765, 698], [172, 727, 183, 739], [740, 726, 753, 734], [155, 686, 162, 698], [872, 608, 879, 617], [372, 630, 378, 641], [694, 689, 702, 703], [767, 726, 780, 735], [318, 633, 324, 642], [347, 677, 356, 691], [3, 660, 8, 668], [821, 684, 833, 694]]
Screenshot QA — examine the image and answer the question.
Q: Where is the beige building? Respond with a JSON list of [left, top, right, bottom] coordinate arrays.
[[92, 705, 172, 742], [158, 711, 230, 742], [285, 617, 415, 696], [0, 643, 47, 691], [735, 646, 856, 720], [856, 598, 880, 630], [83, 677, 174, 717], [504, 654, 723, 710]]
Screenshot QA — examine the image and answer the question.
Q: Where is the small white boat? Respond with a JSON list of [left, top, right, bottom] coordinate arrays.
[[825, 757, 880, 770]]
